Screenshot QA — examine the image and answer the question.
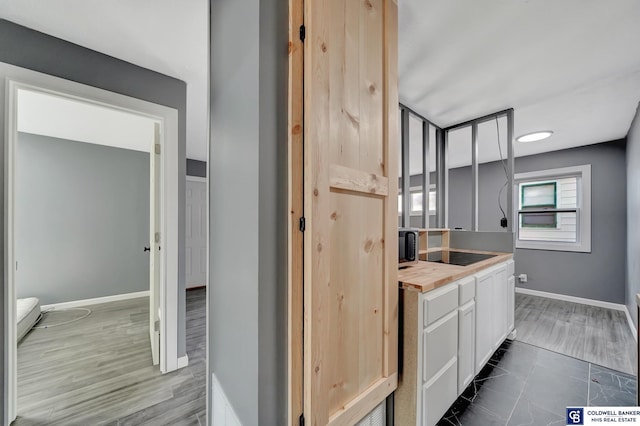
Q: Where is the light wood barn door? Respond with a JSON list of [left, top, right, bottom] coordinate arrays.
[[303, 0, 399, 424]]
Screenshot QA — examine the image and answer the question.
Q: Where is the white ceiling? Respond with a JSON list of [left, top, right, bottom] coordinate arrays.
[[18, 89, 155, 153], [3, 1, 639, 169], [0, 0, 209, 161], [400, 0, 640, 170]]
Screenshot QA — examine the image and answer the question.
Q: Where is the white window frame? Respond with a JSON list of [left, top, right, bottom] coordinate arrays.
[[514, 164, 591, 253]]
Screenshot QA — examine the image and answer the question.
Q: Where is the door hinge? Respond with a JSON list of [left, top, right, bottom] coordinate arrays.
[[154, 320, 160, 332], [155, 232, 161, 243], [299, 217, 306, 232], [299, 413, 305, 426], [155, 143, 161, 155], [299, 25, 305, 42]]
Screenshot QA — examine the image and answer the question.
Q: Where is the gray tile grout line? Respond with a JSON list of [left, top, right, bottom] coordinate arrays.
[[504, 345, 536, 425]]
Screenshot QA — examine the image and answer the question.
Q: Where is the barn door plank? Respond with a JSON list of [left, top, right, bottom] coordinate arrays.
[[303, 0, 399, 424]]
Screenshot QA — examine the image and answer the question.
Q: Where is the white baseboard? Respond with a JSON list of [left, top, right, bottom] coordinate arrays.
[[212, 373, 242, 426], [515, 287, 627, 311], [41, 290, 150, 311], [177, 354, 189, 369], [515, 287, 637, 341]]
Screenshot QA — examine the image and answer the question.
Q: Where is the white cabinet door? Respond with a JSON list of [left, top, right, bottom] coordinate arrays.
[[493, 265, 508, 349], [423, 359, 458, 426], [475, 268, 494, 374], [423, 310, 458, 384], [186, 179, 207, 288], [507, 275, 515, 333], [458, 300, 475, 394]]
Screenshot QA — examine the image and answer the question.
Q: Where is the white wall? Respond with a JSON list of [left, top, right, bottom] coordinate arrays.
[[18, 88, 154, 152]]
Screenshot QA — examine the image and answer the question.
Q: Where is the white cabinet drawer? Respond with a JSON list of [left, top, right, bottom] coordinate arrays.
[[423, 310, 458, 384], [423, 358, 458, 426], [422, 283, 459, 327], [506, 259, 515, 276], [458, 276, 475, 305]]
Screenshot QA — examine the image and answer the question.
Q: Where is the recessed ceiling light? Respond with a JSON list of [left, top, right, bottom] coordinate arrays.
[[516, 131, 553, 143]]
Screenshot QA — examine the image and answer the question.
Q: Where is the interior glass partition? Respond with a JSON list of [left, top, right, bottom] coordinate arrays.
[[447, 126, 473, 230], [399, 105, 514, 232], [443, 109, 515, 233], [477, 116, 510, 231], [398, 104, 441, 230], [408, 114, 423, 228], [428, 124, 437, 228]]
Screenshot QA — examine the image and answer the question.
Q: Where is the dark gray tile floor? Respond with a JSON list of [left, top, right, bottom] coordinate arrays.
[[438, 340, 638, 426]]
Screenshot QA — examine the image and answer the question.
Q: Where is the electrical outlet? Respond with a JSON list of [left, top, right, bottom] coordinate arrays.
[[518, 273, 528, 283]]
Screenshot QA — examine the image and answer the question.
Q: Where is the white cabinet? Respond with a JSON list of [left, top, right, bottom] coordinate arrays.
[[475, 267, 495, 373], [493, 264, 509, 348], [397, 259, 515, 426], [419, 284, 459, 425], [474, 263, 514, 374], [507, 260, 515, 334], [423, 358, 458, 426], [457, 300, 475, 393], [423, 310, 458, 383], [507, 276, 515, 333]]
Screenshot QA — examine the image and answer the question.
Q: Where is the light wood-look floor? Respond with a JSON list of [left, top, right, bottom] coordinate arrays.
[[515, 292, 636, 375], [14, 288, 206, 426]]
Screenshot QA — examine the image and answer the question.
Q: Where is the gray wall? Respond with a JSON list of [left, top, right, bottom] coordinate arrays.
[[515, 141, 626, 304], [0, 19, 188, 420], [16, 132, 149, 305], [449, 230, 514, 253], [187, 159, 206, 177], [448, 167, 473, 230], [209, 0, 287, 424], [626, 104, 640, 324], [446, 141, 627, 303]]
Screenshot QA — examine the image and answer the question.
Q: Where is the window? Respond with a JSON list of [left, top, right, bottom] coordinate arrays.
[[520, 182, 557, 228], [515, 165, 591, 252], [399, 186, 436, 216]]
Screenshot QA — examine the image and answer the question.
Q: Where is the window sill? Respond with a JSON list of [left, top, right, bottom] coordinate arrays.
[[516, 240, 591, 253]]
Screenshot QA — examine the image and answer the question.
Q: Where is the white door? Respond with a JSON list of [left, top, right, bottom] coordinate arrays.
[[185, 178, 207, 288], [149, 123, 161, 365]]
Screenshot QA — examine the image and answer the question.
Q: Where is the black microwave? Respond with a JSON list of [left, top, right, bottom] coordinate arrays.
[[399, 228, 419, 266]]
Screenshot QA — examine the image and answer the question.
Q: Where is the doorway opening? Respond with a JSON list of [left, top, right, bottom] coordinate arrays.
[[3, 65, 182, 425]]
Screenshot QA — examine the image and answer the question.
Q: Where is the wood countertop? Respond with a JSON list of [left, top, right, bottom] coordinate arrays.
[[398, 248, 513, 293]]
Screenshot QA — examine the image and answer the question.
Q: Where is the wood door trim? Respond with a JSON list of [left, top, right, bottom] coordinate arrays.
[[287, 0, 304, 424], [383, 0, 400, 378]]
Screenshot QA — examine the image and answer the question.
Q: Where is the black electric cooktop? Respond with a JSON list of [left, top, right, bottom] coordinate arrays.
[[427, 250, 496, 266]]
